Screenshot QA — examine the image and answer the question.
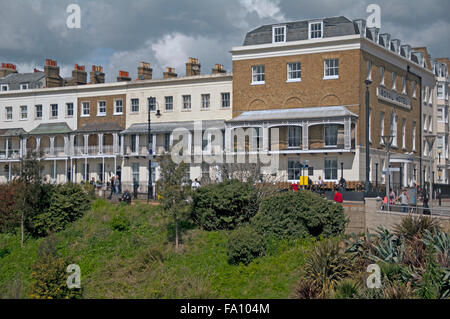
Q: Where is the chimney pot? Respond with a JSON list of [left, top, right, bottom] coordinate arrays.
[[90, 65, 105, 84], [163, 67, 177, 79], [212, 64, 226, 74], [186, 57, 201, 76]]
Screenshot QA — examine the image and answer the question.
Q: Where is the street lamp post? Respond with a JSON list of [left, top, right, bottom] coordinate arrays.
[[375, 163, 379, 192], [147, 97, 161, 203], [425, 135, 436, 215], [382, 135, 394, 212], [364, 79, 372, 196]]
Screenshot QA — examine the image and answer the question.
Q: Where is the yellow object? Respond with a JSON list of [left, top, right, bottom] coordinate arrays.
[[299, 176, 309, 186]]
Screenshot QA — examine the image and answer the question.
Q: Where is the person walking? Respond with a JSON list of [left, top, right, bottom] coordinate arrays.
[[133, 178, 139, 199], [397, 189, 410, 213], [333, 188, 343, 203], [115, 175, 120, 195], [108, 176, 115, 200]]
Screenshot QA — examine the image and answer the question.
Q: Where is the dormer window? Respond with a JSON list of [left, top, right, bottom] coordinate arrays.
[[309, 21, 323, 39], [272, 25, 286, 43], [20, 83, 29, 90], [0, 84, 8, 91]]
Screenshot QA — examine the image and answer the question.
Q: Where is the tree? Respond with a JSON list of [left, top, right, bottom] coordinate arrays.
[[155, 155, 190, 251], [13, 152, 44, 247]]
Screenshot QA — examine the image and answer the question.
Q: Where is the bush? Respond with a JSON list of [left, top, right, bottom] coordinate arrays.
[[292, 278, 323, 299], [252, 190, 346, 239], [110, 214, 130, 232], [191, 180, 258, 231], [227, 226, 266, 265], [333, 279, 361, 299], [394, 215, 441, 241], [31, 183, 91, 237], [0, 182, 23, 233]]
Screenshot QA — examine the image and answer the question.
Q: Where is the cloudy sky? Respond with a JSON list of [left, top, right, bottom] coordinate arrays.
[[0, 0, 448, 81]]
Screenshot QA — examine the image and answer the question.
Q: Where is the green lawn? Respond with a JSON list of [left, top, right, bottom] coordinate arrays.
[[0, 199, 316, 299]]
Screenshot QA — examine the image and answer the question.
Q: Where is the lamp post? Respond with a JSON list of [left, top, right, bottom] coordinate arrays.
[[425, 135, 436, 214], [375, 163, 379, 192], [147, 97, 161, 203], [438, 149, 442, 183], [364, 79, 372, 196], [382, 135, 394, 212]]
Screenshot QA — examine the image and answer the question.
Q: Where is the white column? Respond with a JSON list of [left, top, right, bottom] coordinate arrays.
[[403, 162, 408, 187], [119, 135, 124, 155], [70, 135, 75, 156], [84, 134, 89, 155], [98, 133, 104, 154], [263, 124, 269, 151], [19, 137, 23, 158], [8, 162, 11, 181], [302, 123, 309, 151], [84, 158, 87, 181], [344, 118, 351, 150], [135, 135, 140, 155], [152, 134, 157, 154], [53, 159, 57, 183], [5, 138, 9, 158], [225, 126, 232, 153], [36, 137, 41, 154], [188, 132, 193, 156], [50, 136, 55, 156], [64, 136, 69, 156]]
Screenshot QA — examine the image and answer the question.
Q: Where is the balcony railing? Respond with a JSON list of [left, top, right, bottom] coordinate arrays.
[[0, 149, 20, 159]]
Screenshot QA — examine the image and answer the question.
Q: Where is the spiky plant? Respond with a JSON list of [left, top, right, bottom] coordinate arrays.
[[382, 280, 415, 299], [333, 278, 362, 299], [305, 240, 356, 293], [422, 229, 449, 268], [394, 215, 441, 241], [368, 227, 405, 264], [291, 278, 323, 299]]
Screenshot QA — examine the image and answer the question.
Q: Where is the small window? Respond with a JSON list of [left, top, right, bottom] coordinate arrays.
[[165, 96, 173, 111], [402, 76, 406, 94], [309, 21, 323, 39], [288, 126, 302, 148], [1, 84, 8, 91], [287, 62, 301, 81], [252, 65, 265, 84], [20, 105, 27, 119], [20, 83, 29, 90], [98, 101, 106, 115], [437, 83, 445, 99], [221, 93, 230, 108], [324, 59, 339, 79], [324, 157, 338, 181], [115, 99, 123, 114], [288, 159, 301, 181], [272, 25, 286, 43], [380, 66, 385, 86], [428, 116, 432, 132], [51, 104, 58, 118], [82, 102, 90, 116], [324, 124, 338, 146], [437, 107, 443, 122], [131, 98, 139, 112], [379, 112, 385, 144], [164, 133, 171, 151], [35, 105, 42, 119], [412, 121, 416, 151], [148, 97, 156, 111], [367, 61, 372, 80], [182, 95, 191, 110], [402, 119, 406, 149], [66, 103, 74, 117], [201, 94, 210, 109], [251, 127, 263, 150], [412, 81, 417, 98], [5, 106, 12, 120]]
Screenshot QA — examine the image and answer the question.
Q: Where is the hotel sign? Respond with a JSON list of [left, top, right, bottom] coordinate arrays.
[[377, 86, 411, 110]]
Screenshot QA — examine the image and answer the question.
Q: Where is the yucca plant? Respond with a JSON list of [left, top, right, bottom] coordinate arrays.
[[333, 278, 361, 299], [368, 227, 405, 264], [394, 215, 441, 241], [422, 229, 449, 268], [382, 280, 415, 299], [305, 240, 356, 293], [291, 278, 323, 299]]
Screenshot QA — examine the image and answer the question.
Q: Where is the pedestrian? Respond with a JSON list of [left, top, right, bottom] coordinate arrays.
[[389, 188, 396, 205], [397, 189, 410, 213], [339, 176, 346, 190], [191, 178, 201, 190], [133, 178, 139, 199], [115, 175, 120, 195], [333, 189, 343, 203], [108, 176, 115, 200]]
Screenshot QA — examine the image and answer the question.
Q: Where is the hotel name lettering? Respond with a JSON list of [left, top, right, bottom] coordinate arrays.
[[376, 86, 412, 110]]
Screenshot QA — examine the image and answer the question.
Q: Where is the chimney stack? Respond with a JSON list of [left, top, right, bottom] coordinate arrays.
[[137, 62, 153, 80], [117, 70, 131, 82], [163, 67, 177, 79], [0, 63, 18, 78], [44, 59, 63, 87], [212, 64, 226, 75], [186, 57, 201, 76], [90, 65, 105, 84], [71, 64, 87, 85]]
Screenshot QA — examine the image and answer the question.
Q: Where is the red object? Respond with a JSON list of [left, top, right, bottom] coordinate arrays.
[[291, 184, 299, 192], [333, 192, 343, 203]]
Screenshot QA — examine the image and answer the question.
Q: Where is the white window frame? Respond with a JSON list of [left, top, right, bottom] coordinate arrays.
[[367, 60, 372, 81], [402, 76, 406, 94], [402, 119, 406, 150], [423, 115, 427, 131], [66, 103, 74, 117], [324, 59, 339, 80], [82, 102, 90, 117], [5, 106, 12, 121], [148, 97, 156, 111], [201, 94, 210, 109], [251, 127, 263, 151], [437, 83, 445, 99], [412, 121, 416, 152], [380, 112, 385, 144], [252, 65, 265, 85], [392, 72, 397, 91], [131, 98, 139, 113], [324, 157, 338, 181], [412, 81, 417, 98], [287, 158, 301, 182], [429, 116, 433, 132], [20, 105, 27, 120], [20, 83, 29, 90], [380, 66, 385, 86], [1, 84, 8, 91], [182, 95, 191, 110], [98, 101, 106, 116], [308, 21, 323, 39], [272, 25, 286, 43], [221, 92, 230, 108], [35, 104, 43, 119], [288, 126, 302, 148], [438, 107, 444, 122], [165, 96, 173, 111], [114, 99, 123, 115], [324, 124, 338, 147], [50, 104, 58, 118], [287, 62, 301, 82], [428, 87, 433, 104], [390, 112, 398, 147]]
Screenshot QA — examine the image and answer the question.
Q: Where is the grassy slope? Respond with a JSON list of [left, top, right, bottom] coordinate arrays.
[[0, 200, 316, 299]]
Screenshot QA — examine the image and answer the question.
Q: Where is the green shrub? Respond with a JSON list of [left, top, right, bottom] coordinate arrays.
[[31, 183, 91, 237], [394, 215, 441, 241], [191, 180, 258, 231], [110, 214, 130, 232], [227, 226, 266, 265], [0, 182, 22, 233], [292, 278, 323, 299], [333, 278, 361, 299], [252, 190, 346, 239]]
